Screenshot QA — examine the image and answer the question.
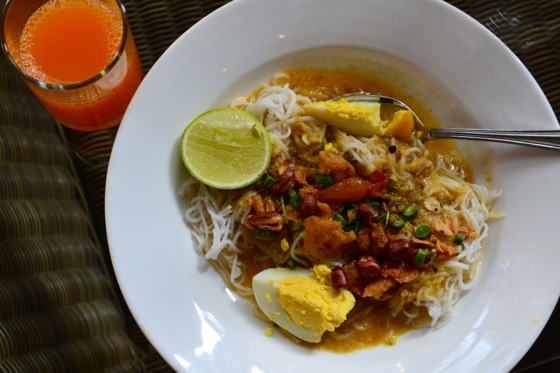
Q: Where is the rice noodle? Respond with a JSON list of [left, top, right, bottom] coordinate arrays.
[[180, 72, 500, 334]]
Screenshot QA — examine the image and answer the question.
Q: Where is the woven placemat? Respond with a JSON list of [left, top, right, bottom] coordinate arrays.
[[0, 74, 145, 371]]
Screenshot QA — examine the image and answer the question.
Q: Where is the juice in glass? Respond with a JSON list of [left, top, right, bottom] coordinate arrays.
[[1, 0, 143, 131]]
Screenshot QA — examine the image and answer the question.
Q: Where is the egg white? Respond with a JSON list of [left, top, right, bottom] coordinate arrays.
[[252, 267, 324, 343]]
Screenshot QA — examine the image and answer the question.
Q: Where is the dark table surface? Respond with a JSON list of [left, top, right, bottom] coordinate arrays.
[[4, 0, 554, 371]]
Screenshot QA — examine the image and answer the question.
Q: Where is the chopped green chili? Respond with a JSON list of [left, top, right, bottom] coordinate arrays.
[[403, 204, 418, 219], [453, 232, 466, 245], [252, 229, 278, 240], [414, 224, 431, 239], [315, 174, 333, 188], [415, 248, 429, 265]]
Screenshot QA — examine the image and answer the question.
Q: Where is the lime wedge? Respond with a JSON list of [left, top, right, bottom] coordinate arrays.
[[180, 108, 271, 189]]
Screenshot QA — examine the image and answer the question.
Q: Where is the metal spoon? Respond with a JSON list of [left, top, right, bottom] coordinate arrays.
[[341, 93, 560, 152]]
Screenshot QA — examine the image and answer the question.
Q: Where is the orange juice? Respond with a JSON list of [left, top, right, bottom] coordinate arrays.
[[9, 0, 143, 131]]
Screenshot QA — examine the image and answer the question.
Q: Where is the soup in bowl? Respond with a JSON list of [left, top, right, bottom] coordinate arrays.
[[106, 1, 560, 372]]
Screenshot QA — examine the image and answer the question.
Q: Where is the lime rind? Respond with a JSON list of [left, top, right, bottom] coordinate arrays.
[[181, 108, 272, 189]]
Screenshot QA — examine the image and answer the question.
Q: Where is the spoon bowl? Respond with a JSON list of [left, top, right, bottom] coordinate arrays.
[[342, 93, 560, 151]]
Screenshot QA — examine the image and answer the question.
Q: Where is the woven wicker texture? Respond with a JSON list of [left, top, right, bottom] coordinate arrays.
[[0, 58, 144, 373], [0, 0, 558, 372], [448, 0, 560, 121]]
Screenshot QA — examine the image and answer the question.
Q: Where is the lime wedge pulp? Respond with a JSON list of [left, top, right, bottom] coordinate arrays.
[[180, 108, 272, 189]]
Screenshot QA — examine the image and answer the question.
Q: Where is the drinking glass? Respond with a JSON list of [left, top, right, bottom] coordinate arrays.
[[1, 0, 144, 131]]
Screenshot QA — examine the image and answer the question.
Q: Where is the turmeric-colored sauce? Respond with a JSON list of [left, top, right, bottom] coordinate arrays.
[[284, 68, 473, 182], [239, 67, 470, 351], [317, 302, 423, 352]]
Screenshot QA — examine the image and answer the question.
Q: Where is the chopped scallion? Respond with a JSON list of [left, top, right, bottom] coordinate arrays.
[[287, 257, 299, 270], [262, 175, 276, 189], [365, 199, 381, 211], [453, 232, 465, 245], [279, 195, 287, 215], [343, 202, 357, 214], [380, 211, 390, 227], [288, 189, 301, 208], [290, 219, 303, 231], [253, 229, 278, 241], [315, 174, 333, 188], [403, 204, 418, 219], [415, 248, 429, 265], [414, 224, 431, 239], [390, 215, 405, 229], [352, 219, 364, 234], [333, 213, 348, 227]]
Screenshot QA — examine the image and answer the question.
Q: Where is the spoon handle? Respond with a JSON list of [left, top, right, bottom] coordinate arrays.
[[424, 128, 560, 151]]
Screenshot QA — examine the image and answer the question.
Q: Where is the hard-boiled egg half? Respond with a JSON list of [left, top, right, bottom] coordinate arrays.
[[304, 98, 414, 140], [252, 266, 355, 343]]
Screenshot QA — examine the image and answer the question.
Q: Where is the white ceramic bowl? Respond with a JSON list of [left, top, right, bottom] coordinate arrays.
[[106, 0, 560, 371]]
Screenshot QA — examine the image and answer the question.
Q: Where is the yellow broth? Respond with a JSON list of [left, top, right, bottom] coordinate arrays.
[[236, 67, 471, 351]]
